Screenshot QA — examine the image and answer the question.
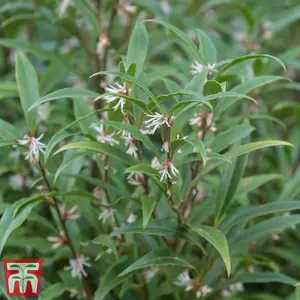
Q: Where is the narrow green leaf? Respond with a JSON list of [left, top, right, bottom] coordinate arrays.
[[0, 200, 38, 255], [145, 19, 201, 61], [73, 0, 99, 35], [119, 248, 196, 277], [196, 29, 217, 64], [127, 22, 149, 76], [216, 55, 286, 77], [54, 141, 135, 165], [221, 201, 300, 232], [90, 235, 119, 259], [214, 76, 288, 117], [142, 196, 156, 230], [0, 81, 18, 100], [211, 124, 255, 153], [187, 223, 231, 277], [54, 151, 92, 184], [233, 215, 300, 247], [94, 259, 132, 300], [126, 164, 158, 176], [111, 220, 207, 253], [278, 169, 300, 202], [235, 174, 284, 198], [185, 137, 207, 166], [45, 130, 76, 164], [16, 53, 39, 134], [28, 88, 99, 111], [38, 283, 70, 300]]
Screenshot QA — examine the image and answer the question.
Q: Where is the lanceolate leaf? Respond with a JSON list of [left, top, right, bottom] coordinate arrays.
[[0, 200, 38, 255], [38, 283, 71, 300], [187, 223, 231, 277], [127, 22, 149, 77], [217, 272, 297, 290], [222, 201, 300, 232], [111, 220, 207, 253], [216, 55, 285, 77], [185, 137, 207, 166], [119, 248, 196, 277], [142, 196, 157, 230], [232, 215, 300, 247], [28, 88, 99, 111], [211, 124, 255, 153], [15, 53, 39, 134], [125, 164, 158, 176], [145, 19, 201, 61], [196, 29, 217, 64], [54, 151, 93, 183], [191, 140, 293, 188], [214, 76, 289, 117], [54, 141, 136, 165], [94, 259, 132, 300], [235, 173, 284, 198]]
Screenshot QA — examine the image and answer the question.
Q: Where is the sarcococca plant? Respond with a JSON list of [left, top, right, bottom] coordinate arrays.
[[0, 1, 300, 299]]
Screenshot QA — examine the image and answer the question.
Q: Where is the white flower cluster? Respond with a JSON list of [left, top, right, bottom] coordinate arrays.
[[65, 255, 91, 279], [152, 157, 179, 182], [175, 271, 213, 298], [16, 134, 46, 164], [190, 61, 217, 76]]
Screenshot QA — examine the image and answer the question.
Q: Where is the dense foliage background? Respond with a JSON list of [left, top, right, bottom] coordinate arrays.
[[0, 0, 300, 299]]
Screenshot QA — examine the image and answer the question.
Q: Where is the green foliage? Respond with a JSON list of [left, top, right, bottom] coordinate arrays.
[[0, 1, 299, 299]]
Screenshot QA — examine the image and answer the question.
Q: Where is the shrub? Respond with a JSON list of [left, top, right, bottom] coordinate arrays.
[[0, 1, 300, 299]]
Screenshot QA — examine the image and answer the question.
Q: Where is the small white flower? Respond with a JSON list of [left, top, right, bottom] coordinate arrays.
[[118, 0, 136, 15], [61, 204, 80, 220], [144, 113, 174, 133], [234, 32, 247, 44], [144, 267, 159, 282], [190, 61, 204, 75], [221, 289, 231, 297], [47, 231, 65, 249], [189, 114, 203, 127], [69, 288, 86, 299], [262, 20, 272, 40], [65, 255, 91, 279], [98, 207, 116, 224], [60, 37, 79, 54], [174, 271, 191, 287], [151, 156, 161, 169], [127, 213, 137, 223], [16, 134, 46, 164], [159, 160, 179, 182], [124, 135, 138, 158], [91, 123, 119, 145], [207, 63, 217, 75], [9, 174, 24, 191], [158, 0, 171, 15], [140, 129, 155, 135], [190, 61, 217, 76], [102, 83, 127, 113], [96, 34, 110, 58], [248, 265, 255, 273], [127, 172, 144, 186], [206, 113, 217, 132], [161, 141, 170, 153], [38, 103, 50, 121], [58, 0, 71, 16], [229, 282, 244, 293], [201, 285, 213, 296]]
